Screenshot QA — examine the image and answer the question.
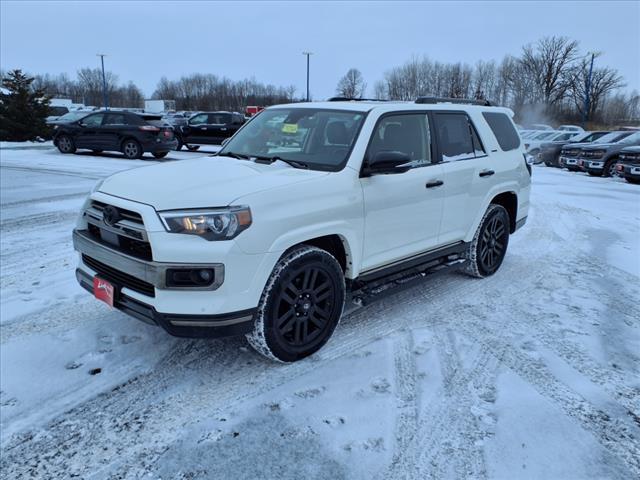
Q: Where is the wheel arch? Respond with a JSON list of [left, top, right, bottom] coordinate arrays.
[[284, 234, 352, 278], [490, 191, 518, 233]]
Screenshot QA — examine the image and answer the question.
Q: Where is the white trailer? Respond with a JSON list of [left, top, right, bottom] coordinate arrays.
[[144, 99, 176, 113]]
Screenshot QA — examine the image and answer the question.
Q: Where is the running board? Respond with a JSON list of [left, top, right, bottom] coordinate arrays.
[[346, 257, 468, 310]]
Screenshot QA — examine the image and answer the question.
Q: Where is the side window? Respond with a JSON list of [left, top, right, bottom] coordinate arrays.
[[189, 114, 208, 125], [103, 113, 127, 125], [209, 113, 232, 124], [434, 113, 485, 161], [368, 113, 432, 168], [81, 114, 104, 127]]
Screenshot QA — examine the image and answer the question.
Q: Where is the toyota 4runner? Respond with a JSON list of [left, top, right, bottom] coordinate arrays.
[[73, 97, 531, 362]]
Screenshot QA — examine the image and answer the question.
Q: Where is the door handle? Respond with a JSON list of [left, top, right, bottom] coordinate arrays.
[[201, 127, 207, 130], [479, 170, 495, 177], [426, 180, 444, 188], [220, 127, 227, 131]]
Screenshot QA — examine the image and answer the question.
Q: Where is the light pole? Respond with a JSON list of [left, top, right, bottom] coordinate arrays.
[[97, 53, 109, 110], [302, 52, 313, 102], [582, 52, 595, 127]]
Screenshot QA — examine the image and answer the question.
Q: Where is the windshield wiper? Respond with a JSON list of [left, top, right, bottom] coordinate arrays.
[[252, 155, 309, 169], [218, 151, 251, 160]]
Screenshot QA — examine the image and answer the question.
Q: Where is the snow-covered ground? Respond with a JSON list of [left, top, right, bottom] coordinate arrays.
[[1, 144, 639, 479]]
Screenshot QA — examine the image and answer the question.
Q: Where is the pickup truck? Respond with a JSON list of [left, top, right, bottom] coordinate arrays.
[[176, 111, 245, 150], [72, 97, 531, 362]]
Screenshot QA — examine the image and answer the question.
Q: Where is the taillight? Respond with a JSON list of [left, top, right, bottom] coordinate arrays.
[[139, 125, 160, 132]]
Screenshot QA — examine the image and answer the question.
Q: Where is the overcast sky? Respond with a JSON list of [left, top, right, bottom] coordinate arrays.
[[1, 1, 638, 100]]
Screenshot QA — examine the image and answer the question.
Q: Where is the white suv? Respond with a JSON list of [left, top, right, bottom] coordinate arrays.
[[73, 97, 531, 362]]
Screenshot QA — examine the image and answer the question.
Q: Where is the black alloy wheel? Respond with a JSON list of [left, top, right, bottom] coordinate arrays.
[[478, 213, 508, 275]]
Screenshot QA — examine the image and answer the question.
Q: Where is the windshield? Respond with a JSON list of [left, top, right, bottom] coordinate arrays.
[[594, 131, 632, 144], [57, 111, 88, 122], [218, 108, 366, 171], [618, 131, 640, 144]]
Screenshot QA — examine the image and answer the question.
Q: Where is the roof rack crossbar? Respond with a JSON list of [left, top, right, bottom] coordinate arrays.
[[327, 97, 389, 102], [415, 96, 492, 106]]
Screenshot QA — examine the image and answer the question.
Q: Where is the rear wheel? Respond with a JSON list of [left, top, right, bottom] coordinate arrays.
[[246, 246, 345, 362], [57, 135, 75, 154], [153, 151, 168, 159], [463, 204, 510, 278], [122, 139, 142, 159]]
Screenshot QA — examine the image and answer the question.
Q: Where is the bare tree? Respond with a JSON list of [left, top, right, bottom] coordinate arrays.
[[336, 68, 367, 98]]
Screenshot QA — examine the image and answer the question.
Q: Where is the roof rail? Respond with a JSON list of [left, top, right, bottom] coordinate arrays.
[[327, 97, 388, 102], [415, 96, 492, 106]]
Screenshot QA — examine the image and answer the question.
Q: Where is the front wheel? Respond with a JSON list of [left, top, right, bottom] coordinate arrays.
[[462, 204, 510, 278], [603, 159, 618, 178], [153, 151, 168, 159], [122, 139, 142, 159], [625, 177, 640, 184], [57, 135, 76, 154], [186, 145, 200, 152], [246, 246, 345, 362]]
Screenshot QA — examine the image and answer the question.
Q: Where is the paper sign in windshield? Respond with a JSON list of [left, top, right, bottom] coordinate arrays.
[[282, 124, 298, 133]]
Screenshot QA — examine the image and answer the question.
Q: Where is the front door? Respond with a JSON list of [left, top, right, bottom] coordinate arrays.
[[75, 113, 105, 148], [184, 113, 209, 143], [360, 112, 445, 272]]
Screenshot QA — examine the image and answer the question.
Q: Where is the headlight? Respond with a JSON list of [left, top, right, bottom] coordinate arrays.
[[158, 206, 252, 241]]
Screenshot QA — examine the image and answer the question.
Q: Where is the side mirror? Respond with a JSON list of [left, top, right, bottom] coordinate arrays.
[[365, 151, 412, 175]]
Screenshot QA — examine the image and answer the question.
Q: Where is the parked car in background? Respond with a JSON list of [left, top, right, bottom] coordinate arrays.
[[176, 111, 245, 150], [537, 131, 609, 167], [615, 146, 640, 184], [53, 111, 177, 159], [560, 131, 633, 171], [579, 131, 640, 177], [525, 131, 579, 156], [530, 123, 554, 131], [45, 105, 71, 124], [161, 112, 189, 128], [558, 125, 585, 132]]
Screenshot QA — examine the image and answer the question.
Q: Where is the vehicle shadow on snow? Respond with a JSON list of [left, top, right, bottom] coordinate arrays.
[[69, 150, 174, 162]]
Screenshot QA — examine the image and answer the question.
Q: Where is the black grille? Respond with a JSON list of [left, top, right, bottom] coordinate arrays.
[[82, 254, 155, 297], [86, 224, 152, 261], [91, 200, 143, 225]]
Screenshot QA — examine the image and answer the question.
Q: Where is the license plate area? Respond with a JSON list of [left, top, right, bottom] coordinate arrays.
[[93, 276, 116, 308]]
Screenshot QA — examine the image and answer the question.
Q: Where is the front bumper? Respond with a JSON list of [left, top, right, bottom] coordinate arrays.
[[75, 268, 255, 338]]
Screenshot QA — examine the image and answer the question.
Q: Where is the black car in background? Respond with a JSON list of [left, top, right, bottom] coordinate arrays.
[[176, 111, 245, 150], [53, 111, 177, 159], [538, 130, 609, 167], [579, 131, 640, 177], [615, 146, 640, 184]]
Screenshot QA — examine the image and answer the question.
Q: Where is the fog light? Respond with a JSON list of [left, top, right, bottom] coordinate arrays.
[[166, 268, 215, 288]]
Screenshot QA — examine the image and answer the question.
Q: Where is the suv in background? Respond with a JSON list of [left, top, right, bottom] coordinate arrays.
[[72, 97, 530, 362], [538, 130, 609, 167], [560, 131, 633, 171], [615, 146, 640, 184], [176, 111, 245, 150], [579, 131, 640, 177], [54, 111, 177, 159]]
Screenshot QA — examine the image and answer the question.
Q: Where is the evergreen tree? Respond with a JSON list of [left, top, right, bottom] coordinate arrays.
[[0, 69, 50, 141]]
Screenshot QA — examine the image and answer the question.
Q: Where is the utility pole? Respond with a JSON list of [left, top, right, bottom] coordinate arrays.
[[302, 52, 313, 102], [97, 53, 109, 110], [582, 52, 595, 127]]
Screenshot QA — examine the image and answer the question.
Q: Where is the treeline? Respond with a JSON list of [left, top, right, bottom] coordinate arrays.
[[370, 36, 639, 125]]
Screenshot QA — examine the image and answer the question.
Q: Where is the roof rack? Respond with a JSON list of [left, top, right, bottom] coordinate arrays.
[[415, 96, 492, 106], [327, 97, 388, 102]]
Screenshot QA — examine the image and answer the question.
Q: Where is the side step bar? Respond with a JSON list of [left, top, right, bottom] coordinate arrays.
[[346, 256, 468, 310]]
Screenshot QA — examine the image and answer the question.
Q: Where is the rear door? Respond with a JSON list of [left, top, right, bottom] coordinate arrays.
[[101, 112, 130, 150], [206, 113, 233, 143], [435, 111, 493, 245], [75, 113, 105, 148]]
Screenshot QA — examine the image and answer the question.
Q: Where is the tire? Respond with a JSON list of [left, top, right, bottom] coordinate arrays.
[[153, 151, 169, 159], [56, 135, 75, 154], [462, 204, 510, 278], [175, 139, 183, 151], [602, 159, 617, 178], [625, 177, 640, 184], [544, 161, 553, 167], [122, 139, 143, 159], [186, 145, 200, 152], [588, 171, 602, 177], [246, 245, 345, 362]]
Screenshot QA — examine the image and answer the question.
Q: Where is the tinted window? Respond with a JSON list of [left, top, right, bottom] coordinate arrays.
[[81, 114, 104, 127], [368, 113, 431, 168], [103, 113, 127, 125], [435, 113, 485, 161], [49, 106, 69, 116], [482, 112, 521, 151], [189, 114, 208, 125], [209, 113, 232, 124]]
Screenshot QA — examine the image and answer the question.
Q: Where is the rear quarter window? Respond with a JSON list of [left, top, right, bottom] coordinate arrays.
[[482, 112, 521, 151]]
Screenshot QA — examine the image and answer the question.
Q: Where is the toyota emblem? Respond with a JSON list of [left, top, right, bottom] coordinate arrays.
[[102, 205, 121, 226]]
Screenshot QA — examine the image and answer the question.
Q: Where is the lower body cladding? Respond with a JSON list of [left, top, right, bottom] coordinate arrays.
[[72, 229, 280, 338]]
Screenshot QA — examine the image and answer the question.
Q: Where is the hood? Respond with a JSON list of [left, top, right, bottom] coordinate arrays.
[[98, 156, 328, 210], [621, 146, 640, 153]]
